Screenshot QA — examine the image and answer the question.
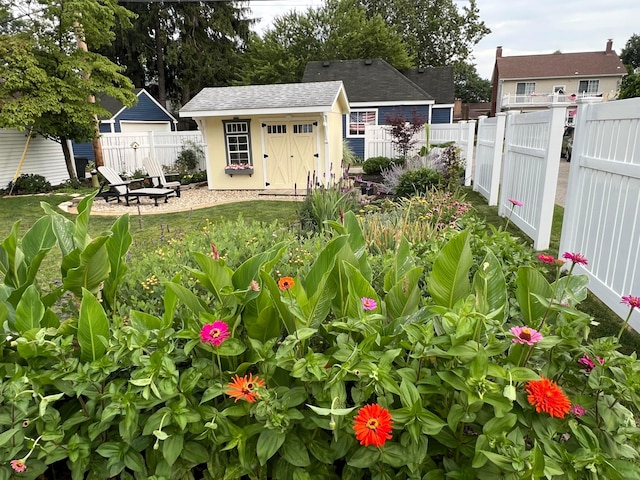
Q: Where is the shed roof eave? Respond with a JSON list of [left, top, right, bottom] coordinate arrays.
[[179, 105, 336, 118]]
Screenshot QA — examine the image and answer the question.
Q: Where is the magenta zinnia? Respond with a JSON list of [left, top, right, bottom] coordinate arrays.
[[622, 295, 640, 310], [508, 198, 523, 207], [510, 326, 543, 345], [361, 297, 377, 311], [200, 321, 230, 347], [562, 251, 588, 265], [570, 404, 587, 418], [353, 404, 393, 447]]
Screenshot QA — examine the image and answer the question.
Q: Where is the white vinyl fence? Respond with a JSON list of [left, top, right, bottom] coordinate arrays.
[[364, 122, 476, 186], [559, 97, 640, 332], [498, 105, 565, 250], [100, 131, 206, 175], [474, 113, 506, 205]]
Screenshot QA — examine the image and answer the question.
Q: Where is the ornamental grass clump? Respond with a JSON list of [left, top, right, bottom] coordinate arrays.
[[3, 194, 640, 479]]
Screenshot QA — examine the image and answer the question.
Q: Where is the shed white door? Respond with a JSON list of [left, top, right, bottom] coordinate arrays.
[[119, 121, 171, 133], [263, 121, 318, 189]]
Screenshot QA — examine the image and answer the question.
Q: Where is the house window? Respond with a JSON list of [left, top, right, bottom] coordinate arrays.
[[578, 80, 599, 95], [223, 120, 252, 165], [516, 82, 536, 101], [553, 85, 566, 95], [293, 124, 313, 134], [267, 124, 286, 134], [348, 110, 377, 137]]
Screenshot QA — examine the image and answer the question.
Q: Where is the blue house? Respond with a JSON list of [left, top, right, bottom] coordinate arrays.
[[73, 88, 178, 161], [302, 59, 454, 159]]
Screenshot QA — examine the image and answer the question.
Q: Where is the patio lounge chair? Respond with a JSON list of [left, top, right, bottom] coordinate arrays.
[[97, 166, 175, 206], [142, 157, 181, 197]]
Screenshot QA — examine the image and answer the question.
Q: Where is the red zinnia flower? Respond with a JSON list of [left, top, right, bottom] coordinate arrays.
[[10, 459, 27, 473], [622, 295, 640, 310], [200, 321, 230, 347], [227, 374, 265, 403], [525, 377, 571, 418], [353, 404, 393, 447], [538, 254, 555, 264], [508, 198, 523, 207], [278, 276, 295, 291], [562, 252, 588, 265]]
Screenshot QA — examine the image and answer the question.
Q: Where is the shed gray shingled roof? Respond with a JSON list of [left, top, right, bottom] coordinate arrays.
[[181, 81, 345, 114], [302, 59, 433, 103]]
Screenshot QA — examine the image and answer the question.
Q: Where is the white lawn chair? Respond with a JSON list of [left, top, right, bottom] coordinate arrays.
[[142, 157, 181, 197], [97, 166, 175, 207]]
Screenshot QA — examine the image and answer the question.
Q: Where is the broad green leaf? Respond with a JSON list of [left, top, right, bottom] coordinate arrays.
[[232, 242, 287, 291], [261, 271, 295, 335], [243, 288, 282, 342], [63, 235, 111, 296], [482, 413, 517, 436], [78, 288, 110, 362], [14, 284, 44, 333], [103, 214, 131, 310], [191, 252, 233, 302], [73, 193, 96, 248], [163, 433, 183, 466], [515, 267, 552, 326], [22, 215, 55, 263], [281, 433, 311, 467], [256, 429, 286, 465], [347, 447, 380, 468], [383, 236, 416, 292], [164, 281, 206, 314], [385, 266, 423, 319], [554, 273, 589, 304], [130, 310, 163, 331], [428, 230, 472, 308], [304, 236, 348, 295], [380, 443, 406, 468], [343, 262, 378, 318], [472, 250, 507, 320], [40, 202, 76, 256], [215, 338, 246, 356], [399, 378, 420, 408]]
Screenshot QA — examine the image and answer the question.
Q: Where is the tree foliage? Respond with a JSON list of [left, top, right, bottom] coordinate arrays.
[[99, 2, 253, 107], [358, 0, 490, 67], [0, 0, 136, 178], [618, 74, 640, 99], [621, 33, 640, 69], [241, 0, 412, 85], [454, 62, 492, 103]]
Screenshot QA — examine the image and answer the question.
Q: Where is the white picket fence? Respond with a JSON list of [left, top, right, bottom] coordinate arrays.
[[473, 113, 506, 206], [497, 105, 565, 250], [364, 122, 476, 186], [559, 97, 640, 332], [100, 131, 206, 175]]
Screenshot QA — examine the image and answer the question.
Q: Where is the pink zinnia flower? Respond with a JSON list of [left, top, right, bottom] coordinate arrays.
[[509, 326, 543, 345], [621, 295, 640, 310], [562, 252, 588, 265], [361, 297, 377, 311], [10, 459, 27, 473], [570, 404, 587, 418], [509, 198, 523, 207], [249, 280, 260, 292], [538, 254, 555, 264], [200, 321, 230, 347]]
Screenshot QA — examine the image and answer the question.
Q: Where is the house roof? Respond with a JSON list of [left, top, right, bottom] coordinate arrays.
[[401, 66, 455, 104], [302, 59, 434, 104], [96, 88, 177, 123], [495, 50, 626, 80], [179, 81, 349, 117]]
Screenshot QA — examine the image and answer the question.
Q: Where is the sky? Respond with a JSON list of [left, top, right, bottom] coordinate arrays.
[[248, 0, 639, 80]]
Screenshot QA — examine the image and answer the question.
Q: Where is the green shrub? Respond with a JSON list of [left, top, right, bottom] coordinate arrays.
[[394, 167, 443, 197], [179, 170, 208, 185], [6, 173, 52, 194], [175, 141, 204, 173], [299, 187, 358, 232], [362, 156, 397, 174], [342, 141, 362, 167]]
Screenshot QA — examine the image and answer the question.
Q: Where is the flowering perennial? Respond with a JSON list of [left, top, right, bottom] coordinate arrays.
[[622, 294, 640, 310], [200, 321, 230, 347], [562, 252, 588, 265], [537, 254, 555, 264], [508, 198, 523, 207], [278, 276, 295, 291], [10, 459, 27, 473], [570, 404, 587, 418], [578, 354, 604, 373], [510, 326, 543, 345], [525, 377, 571, 418], [361, 297, 377, 311], [227, 374, 265, 403], [353, 404, 393, 447]]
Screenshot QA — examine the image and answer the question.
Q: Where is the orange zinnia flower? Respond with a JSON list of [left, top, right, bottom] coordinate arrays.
[[525, 377, 571, 418], [353, 404, 393, 447], [226, 374, 265, 403], [278, 276, 295, 291]]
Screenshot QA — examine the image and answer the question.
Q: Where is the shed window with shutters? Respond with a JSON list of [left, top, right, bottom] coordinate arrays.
[[223, 120, 252, 165]]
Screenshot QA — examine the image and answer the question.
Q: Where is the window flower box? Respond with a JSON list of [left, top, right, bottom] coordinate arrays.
[[224, 165, 253, 176]]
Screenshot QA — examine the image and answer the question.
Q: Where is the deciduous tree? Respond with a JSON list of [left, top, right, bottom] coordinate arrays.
[[454, 62, 492, 103], [241, 0, 412, 85]]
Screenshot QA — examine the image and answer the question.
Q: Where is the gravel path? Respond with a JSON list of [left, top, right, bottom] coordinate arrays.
[[60, 183, 304, 216]]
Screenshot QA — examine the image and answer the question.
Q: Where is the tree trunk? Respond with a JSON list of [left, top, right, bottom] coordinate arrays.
[[155, 13, 167, 108], [61, 136, 76, 180]]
